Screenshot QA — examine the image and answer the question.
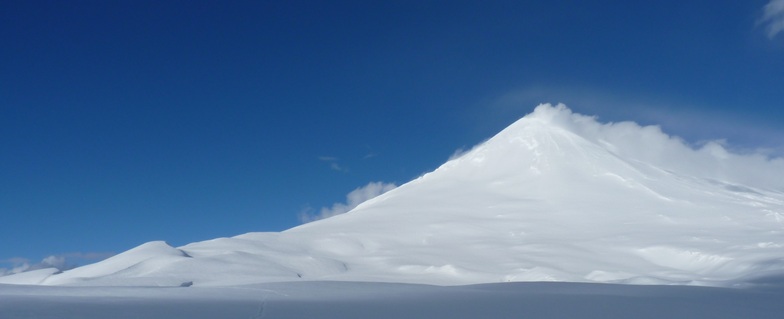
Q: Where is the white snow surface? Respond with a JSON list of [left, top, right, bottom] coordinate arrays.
[[3, 103, 783, 288], [3, 281, 784, 319]]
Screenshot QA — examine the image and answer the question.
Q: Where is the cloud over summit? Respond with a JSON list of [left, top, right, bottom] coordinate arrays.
[[520, 104, 784, 191]]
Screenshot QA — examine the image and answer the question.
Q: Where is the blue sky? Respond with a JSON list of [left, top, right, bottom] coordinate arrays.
[[2, 0, 783, 271]]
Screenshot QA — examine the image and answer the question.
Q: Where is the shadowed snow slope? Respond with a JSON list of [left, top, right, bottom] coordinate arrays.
[[3, 104, 783, 287]]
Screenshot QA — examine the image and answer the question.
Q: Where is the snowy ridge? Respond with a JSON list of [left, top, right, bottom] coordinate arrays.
[[3, 104, 783, 287]]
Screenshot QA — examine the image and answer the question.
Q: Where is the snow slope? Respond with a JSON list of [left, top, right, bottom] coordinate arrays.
[[3, 104, 783, 287]]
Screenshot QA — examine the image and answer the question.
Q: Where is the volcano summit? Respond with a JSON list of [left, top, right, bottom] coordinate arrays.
[[3, 104, 783, 287]]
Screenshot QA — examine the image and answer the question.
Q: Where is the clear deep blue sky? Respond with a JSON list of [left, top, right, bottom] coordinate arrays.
[[2, 1, 783, 269]]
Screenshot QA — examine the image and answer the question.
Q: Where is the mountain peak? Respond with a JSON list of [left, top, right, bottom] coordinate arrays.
[[462, 103, 784, 191], [3, 104, 783, 288], [518, 103, 582, 126]]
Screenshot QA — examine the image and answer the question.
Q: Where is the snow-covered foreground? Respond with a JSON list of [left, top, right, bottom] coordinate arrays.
[[2, 281, 784, 319]]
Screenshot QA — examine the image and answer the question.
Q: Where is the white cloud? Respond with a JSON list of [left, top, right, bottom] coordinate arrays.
[[331, 162, 347, 172], [448, 140, 490, 161], [448, 147, 470, 161], [299, 181, 397, 223], [0, 256, 61, 276], [488, 86, 784, 157], [759, 0, 784, 39], [525, 104, 784, 191], [0, 253, 113, 277], [318, 156, 349, 172], [0, 259, 30, 277], [41, 256, 67, 269]]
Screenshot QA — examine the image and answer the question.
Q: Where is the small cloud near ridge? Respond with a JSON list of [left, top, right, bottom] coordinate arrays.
[[0, 253, 114, 277], [0, 256, 65, 276], [299, 182, 397, 223]]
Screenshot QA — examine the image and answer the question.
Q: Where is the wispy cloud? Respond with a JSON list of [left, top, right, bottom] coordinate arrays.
[[318, 156, 349, 172], [0, 256, 64, 276], [0, 252, 114, 277], [362, 145, 380, 160], [330, 162, 347, 172], [299, 181, 397, 223], [448, 143, 488, 161], [759, 0, 784, 39], [523, 103, 784, 190]]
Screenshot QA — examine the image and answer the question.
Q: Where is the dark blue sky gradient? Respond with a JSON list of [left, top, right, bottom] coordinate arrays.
[[2, 0, 782, 267]]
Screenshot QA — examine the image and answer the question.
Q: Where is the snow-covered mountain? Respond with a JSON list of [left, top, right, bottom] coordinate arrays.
[[3, 104, 783, 287]]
